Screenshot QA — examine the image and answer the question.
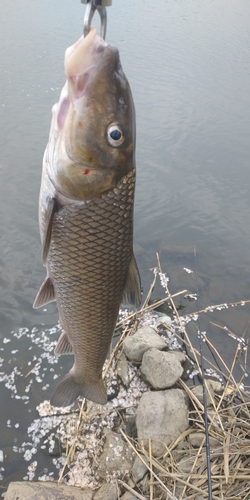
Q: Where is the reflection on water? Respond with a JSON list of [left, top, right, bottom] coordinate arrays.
[[0, 0, 250, 489]]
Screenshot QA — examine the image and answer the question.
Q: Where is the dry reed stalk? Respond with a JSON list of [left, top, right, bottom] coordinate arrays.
[[179, 445, 205, 499], [156, 252, 202, 373], [25, 360, 42, 377], [115, 289, 187, 330], [143, 452, 222, 499], [142, 267, 158, 309], [118, 479, 148, 500], [120, 429, 179, 500], [185, 300, 250, 317], [148, 438, 154, 500], [58, 397, 86, 483], [56, 254, 250, 499]]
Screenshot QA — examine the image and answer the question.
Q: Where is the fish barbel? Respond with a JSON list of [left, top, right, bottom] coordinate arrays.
[[34, 28, 141, 407]]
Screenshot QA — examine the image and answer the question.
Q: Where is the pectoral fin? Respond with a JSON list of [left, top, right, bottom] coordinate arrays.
[[122, 254, 142, 307], [33, 276, 55, 308], [42, 196, 57, 265], [55, 331, 73, 356]]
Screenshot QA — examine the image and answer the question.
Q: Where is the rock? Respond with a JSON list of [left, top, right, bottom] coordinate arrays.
[[154, 314, 172, 329], [191, 385, 214, 407], [132, 455, 148, 483], [188, 432, 221, 448], [207, 409, 225, 427], [206, 379, 223, 393], [181, 357, 194, 380], [98, 431, 134, 479], [117, 354, 129, 386], [168, 351, 186, 364], [120, 492, 145, 500], [136, 389, 189, 457], [123, 326, 168, 363], [125, 415, 137, 439], [127, 479, 136, 488], [139, 474, 150, 495], [188, 432, 206, 447], [93, 483, 120, 500], [210, 436, 222, 447], [176, 439, 191, 450], [177, 456, 195, 474], [4, 481, 93, 500], [140, 348, 183, 389]]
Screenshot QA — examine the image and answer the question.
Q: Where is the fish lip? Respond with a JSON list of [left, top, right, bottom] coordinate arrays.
[[65, 27, 107, 80]]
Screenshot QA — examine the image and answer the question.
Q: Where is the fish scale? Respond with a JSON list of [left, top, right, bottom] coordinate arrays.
[[48, 170, 135, 405]]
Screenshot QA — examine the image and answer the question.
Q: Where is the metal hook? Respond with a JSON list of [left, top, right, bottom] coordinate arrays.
[[82, 0, 111, 40]]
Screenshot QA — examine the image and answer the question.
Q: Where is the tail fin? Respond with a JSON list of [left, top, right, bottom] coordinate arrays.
[[50, 372, 107, 407]]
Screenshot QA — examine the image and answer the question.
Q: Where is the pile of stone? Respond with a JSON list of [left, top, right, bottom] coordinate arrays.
[[4, 314, 225, 500], [122, 323, 189, 458]]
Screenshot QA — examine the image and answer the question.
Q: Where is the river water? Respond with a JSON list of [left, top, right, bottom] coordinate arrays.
[[0, 0, 250, 490]]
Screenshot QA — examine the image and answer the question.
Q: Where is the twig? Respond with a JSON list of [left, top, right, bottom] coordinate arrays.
[[118, 480, 148, 500], [116, 290, 187, 329], [184, 300, 250, 317], [120, 429, 178, 500], [148, 438, 154, 500], [58, 398, 86, 483], [25, 361, 42, 377]]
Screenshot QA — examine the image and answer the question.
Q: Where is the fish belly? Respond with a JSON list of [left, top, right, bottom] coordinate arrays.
[[49, 170, 135, 406]]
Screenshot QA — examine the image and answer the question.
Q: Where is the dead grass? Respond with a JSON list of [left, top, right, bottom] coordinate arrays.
[[61, 254, 250, 499]]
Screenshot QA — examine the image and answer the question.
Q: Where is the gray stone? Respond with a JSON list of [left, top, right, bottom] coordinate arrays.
[[188, 432, 221, 448], [127, 479, 136, 488], [189, 432, 206, 447], [182, 357, 194, 381], [136, 389, 189, 457], [132, 455, 148, 483], [4, 481, 93, 500], [120, 492, 145, 500], [117, 354, 129, 386], [125, 415, 137, 439], [140, 474, 150, 495], [123, 326, 168, 363], [176, 439, 191, 450], [154, 314, 172, 329], [191, 384, 214, 407], [177, 456, 195, 474], [210, 436, 222, 447], [93, 483, 120, 500], [206, 379, 223, 393], [168, 351, 186, 364], [140, 348, 183, 389], [98, 431, 134, 479]]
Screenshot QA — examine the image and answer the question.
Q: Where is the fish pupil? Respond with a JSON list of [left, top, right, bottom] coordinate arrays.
[[110, 129, 121, 141]]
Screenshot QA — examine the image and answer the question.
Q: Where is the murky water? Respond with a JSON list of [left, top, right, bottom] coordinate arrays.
[[0, 0, 250, 490]]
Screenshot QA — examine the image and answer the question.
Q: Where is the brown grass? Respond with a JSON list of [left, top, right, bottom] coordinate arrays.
[[61, 254, 250, 499]]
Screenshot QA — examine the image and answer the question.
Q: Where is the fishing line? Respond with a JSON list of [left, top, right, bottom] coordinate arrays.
[[193, 245, 213, 500]]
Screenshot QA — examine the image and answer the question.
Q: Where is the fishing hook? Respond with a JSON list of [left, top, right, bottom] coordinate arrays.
[[81, 0, 112, 40]]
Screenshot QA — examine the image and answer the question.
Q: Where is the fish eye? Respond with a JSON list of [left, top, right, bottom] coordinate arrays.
[[107, 124, 124, 147]]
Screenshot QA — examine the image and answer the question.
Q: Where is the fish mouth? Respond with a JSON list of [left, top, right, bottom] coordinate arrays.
[[54, 28, 109, 132], [65, 28, 107, 93]]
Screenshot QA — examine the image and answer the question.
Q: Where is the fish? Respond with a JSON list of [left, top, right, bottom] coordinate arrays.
[[33, 27, 141, 407]]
